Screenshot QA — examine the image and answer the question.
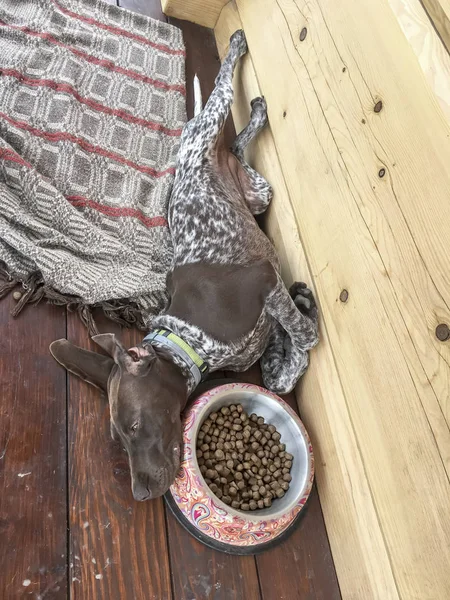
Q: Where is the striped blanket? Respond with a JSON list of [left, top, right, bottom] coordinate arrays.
[[0, 0, 186, 332]]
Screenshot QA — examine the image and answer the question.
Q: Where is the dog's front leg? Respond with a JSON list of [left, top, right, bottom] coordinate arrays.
[[261, 278, 319, 394]]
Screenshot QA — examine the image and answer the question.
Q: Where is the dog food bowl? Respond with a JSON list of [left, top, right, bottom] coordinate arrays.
[[165, 382, 314, 554]]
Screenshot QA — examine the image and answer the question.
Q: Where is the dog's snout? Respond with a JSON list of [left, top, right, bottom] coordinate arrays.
[[132, 473, 152, 501], [131, 465, 174, 501], [133, 487, 151, 502]]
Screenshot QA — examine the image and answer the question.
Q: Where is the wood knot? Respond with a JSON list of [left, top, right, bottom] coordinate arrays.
[[378, 168, 386, 178], [283, 111, 287, 118], [361, 118, 366, 124], [300, 27, 307, 41], [436, 323, 450, 341], [339, 289, 349, 303], [374, 100, 383, 113], [342, 66, 346, 73]]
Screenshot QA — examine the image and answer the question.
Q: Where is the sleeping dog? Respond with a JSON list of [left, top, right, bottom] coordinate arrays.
[[50, 30, 318, 501]]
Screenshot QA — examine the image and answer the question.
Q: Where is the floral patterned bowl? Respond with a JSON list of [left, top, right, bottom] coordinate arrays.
[[165, 382, 314, 554]]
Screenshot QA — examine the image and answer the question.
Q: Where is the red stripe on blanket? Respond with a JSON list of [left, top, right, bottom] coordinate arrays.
[[0, 147, 33, 168], [67, 196, 168, 228], [0, 68, 183, 136], [51, 0, 185, 57], [0, 151, 168, 229], [0, 112, 176, 178], [0, 21, 186, 96]]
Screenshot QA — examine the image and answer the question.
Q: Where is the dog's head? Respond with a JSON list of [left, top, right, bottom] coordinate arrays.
[[50, 334, 187, 501]]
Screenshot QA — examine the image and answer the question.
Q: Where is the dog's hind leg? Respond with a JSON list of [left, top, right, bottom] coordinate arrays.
[[231, 97, 273, 215], [232, 97, 268, 159], [260, 278, 318, 394], [192, 30, 248, 149]]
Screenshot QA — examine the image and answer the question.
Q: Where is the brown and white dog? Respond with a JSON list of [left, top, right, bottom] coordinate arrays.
[[50, 30, 318, 501]]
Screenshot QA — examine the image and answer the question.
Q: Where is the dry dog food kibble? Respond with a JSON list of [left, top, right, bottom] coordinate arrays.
[[196, 404, 293, 511]]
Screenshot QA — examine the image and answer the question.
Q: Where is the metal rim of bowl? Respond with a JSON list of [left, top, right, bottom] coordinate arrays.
[[168, 382, 314, 550]]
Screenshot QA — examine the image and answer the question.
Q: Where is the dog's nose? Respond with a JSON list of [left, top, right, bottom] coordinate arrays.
[[133, 489, 151, 501], [132, 475, 152, 501], [133, 485, 151, 501]]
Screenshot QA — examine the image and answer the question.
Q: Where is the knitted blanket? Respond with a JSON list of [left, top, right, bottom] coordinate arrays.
[[0, 0, 186, 333]]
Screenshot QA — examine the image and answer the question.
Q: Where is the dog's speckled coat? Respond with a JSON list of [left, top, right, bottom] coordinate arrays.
[[152, 30, 319, 395]]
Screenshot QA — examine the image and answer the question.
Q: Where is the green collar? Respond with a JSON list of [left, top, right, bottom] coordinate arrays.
[[142, 328, 208, 388]]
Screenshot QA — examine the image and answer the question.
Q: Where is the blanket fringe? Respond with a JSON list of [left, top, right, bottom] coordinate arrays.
[[0, 265, 156, 336]]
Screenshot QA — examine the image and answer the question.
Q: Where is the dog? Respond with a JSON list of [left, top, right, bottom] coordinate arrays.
[[50, 30, 319, 502]]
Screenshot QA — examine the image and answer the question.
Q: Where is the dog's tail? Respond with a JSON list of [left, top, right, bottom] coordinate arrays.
[[193, 74, 202, 117]]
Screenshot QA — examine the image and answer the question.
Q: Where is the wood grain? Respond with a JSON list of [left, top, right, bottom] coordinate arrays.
[[67, 313, 172, 600], [167, 501, 261, 600], [0, 298, 67, 599], [387, 0, 450, 120], [162, 0, 229, 28], [220, 0, 450, 597]]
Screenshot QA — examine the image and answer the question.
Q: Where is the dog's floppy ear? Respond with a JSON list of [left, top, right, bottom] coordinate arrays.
[[49, 339, 114, 392], [93, 332, 156, 375], [91, 333, 126, 362]]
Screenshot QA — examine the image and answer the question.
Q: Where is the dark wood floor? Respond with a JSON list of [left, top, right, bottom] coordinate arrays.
[[0, 1, 341, 598]]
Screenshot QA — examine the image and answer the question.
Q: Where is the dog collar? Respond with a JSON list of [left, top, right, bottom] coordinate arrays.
[[142, 328, 209, 388]]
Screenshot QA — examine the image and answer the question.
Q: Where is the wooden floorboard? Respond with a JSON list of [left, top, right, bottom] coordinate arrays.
[[159, 17, 262, 600], [167, 512, 261, 600], [67, 313, 173, 600], [0, 298, 67, 599]]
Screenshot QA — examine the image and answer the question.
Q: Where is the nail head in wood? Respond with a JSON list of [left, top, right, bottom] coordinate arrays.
[[300, 27, 307, 41], [339, 289, 349, 303], [374, 100, 383, 113], [378, 168, 386, 178], [436, 323, 450, 341]]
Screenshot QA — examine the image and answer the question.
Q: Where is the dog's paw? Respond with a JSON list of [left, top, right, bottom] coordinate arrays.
[[289, 282, 318, 321], [250, 97, 268, 126], [230, 29, 248, 56]]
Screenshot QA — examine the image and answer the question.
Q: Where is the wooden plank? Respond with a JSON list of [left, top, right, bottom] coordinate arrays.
[[229, 0, 450, 598], [215, 5, 398, 598], [421, 0, 450, 52], [166, 376, 260, 600], [387, 0, 450, 120], [67, 313, 173, 600], [257, 488, 340, 600], [0, 298, 67, 599], [66, 2, 171, 595], [161, 17, 261, 599], [118, 0, 166, 21], [167, 505, 261, 600], [161, 0, 229, 28], [226, 366, 341, 600]]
